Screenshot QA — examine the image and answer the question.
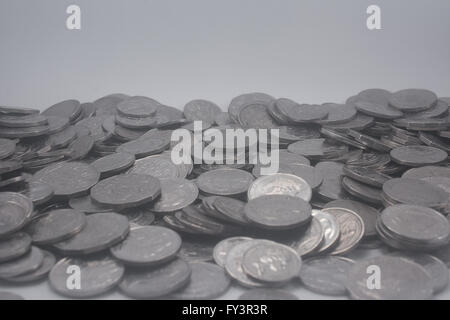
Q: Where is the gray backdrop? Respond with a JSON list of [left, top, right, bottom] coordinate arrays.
[[1, 0, 449, 110]]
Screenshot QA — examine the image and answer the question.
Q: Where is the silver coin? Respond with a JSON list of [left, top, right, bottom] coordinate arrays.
[[346, 255, 433, 300], [291, 217, 324, 256], [247, 173, 312, 202], [311, 210, 341, 254], [322, 207, 365, 255], [228, 93, 275, 123], [389, 88, 437, 112], [315, 161, 346, 201], [391, 145, 447, 167], [197, 168, 254, 196], [402, 165, 450, 179], [20, 181, 54, 206], [53, 212, 130, 255], [213, 237, 253, 268], [119, 258, 191, 299], [244, 195, 312, 230], [0, 192, 34, 237], [127, 154, 180, 179], [6, 250, 56, 283], [42, 99, 81, 121], [0, 232, 32, 263], [151, 178, 198, 213], [184, 99, 221, 123], [68, 195, 111, 214], [116, 96, 159, 118], [0, 246, 44, 279], [0, 138, 16, 160], [299, 256, 355, 295], [49, 255, 124, 298], [110, 226, 181, 266], [91, 174, 161, 210], [25, 209, 87, 245], [116, 134, 170, 158], [177, 238, 215, 262], [33, 162, 100, 198], [91, 152, 135, 178], [388, 252, 449, 293], [242, 242, 302, 283], [172, 262, 231, 300]]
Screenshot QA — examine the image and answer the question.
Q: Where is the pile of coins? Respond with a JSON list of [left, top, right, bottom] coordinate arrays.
[[1, 90, 450, 300]]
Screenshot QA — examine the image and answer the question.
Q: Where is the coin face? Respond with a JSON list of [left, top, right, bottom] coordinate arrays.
[[299, 256, 354, 296], [6, 250, 56, 283], [49, 255, 124, 298], [242, 242, 301, 283], [90, 174, 161, 210], [389, 89, 437, 112], [33, 162, 100, 198], [110, 226, 181, 266], [53, 212, 130, 255], [322, 207, 365, 255], [0, 192, 34, 237], [171, 262, 231, 300], [119, 258, 191, 299], [244, 195, 312, 230], [151, 178, 198, 213], [197, 168, 254, 196], [184, 99, 221, 123], [247, 173, 312, 202], [346, 255, 434, 300], [390, 145, 448, 167], [25, 209, 86, 245], [213, 237, 253, 268]]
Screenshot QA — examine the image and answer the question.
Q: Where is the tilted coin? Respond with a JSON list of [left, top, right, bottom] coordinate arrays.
[[343, 165, 391, 188], [177, 238, 215, 262], [91, 174, 161, 210], [0, 114, 48, 128], [0, 138, 16, 159], [0, 160, 22, 175], [311, 210, 340, 254], [116, 134, 170, 158], [390, 145, 447, 167], [290, 217, 324, 256], [341, 176, 383, 205], [299, 256, 354, 296], [324, 199, 379, 238], [346, 255, 433, 300], [238, 289, 298, 300], [25, 209, 86, 245], [388, 252, 449, 293], [172, 262, 231, 300], [210, 196, 248, 225], [244, 195, 312, 230], [184, 99, 221, 123], [49, 255, 124, 298], [0, 192, 34, 237], [0, 232, 32, 263], [316, 103, 357, 125], [242, 242, 302, 283], [68, 195, 111, 213], [110, 226, 181, 266], [53, 212, 129, 255], [389, 88, 437, 112], [275, 98, 328, 123], [228, 92, 275, 123], [197, 168, 254, 196], [213, 237, 253, 268], [0, 123, 50, 138], [94, 94, 128, 116], [325, 113, 374, 131], [91, 152, 135, 178], [151, 178, 198, 213], [116, 96, 159, 118], [402, 165, 450, 179], [355, 101, 403, 119], [33, 162, 100, 198], [127, 154, 180, 179], [0, 246, 44, 279], [42, 99, 81, 121], [6, 250, 56, 283], [20, 181, 54, 206], [247, 173, 312, 202], [0, 105, 39, 115], [119, 258, 191, 299], [315, 161, 346, 201], [238, 103, 278, 129]]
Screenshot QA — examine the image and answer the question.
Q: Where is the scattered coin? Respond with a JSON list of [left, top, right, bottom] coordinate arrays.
[[49, 255, 125, 298], [311, 210, 341, 254], [0, 232, 32, 263], [197, 168, 254, 196], [6, 250, 56, 283], [0, 192, 34, 237], [0, 246, 44, 279], [91, 152, 135, 178], [151, 178, 198, 213], [213, 237, 253, 268]]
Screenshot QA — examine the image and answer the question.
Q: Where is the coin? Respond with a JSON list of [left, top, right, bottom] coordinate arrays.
[[316, 103, 357, 125], [242, 242, 302, 283], [20, 181, 54, 206], [244, 195, 312, 230], [388, 252, 449, 293], [177, 238, 215, 262], [275, 98, 328, 123], [238, 289, 299, 300], [213, 237, 253, 267], [42, 100, 81, 121], [49, 255, 124, 298], [290, 217, 324, 256], [6, 250, 56, 283], [110, 226, 181, 266], [127, 154, 180, 179], [116, 96, 159, 118], [346, 255, 433, 300], [247, 173, 312, 202], [197, 168, 254, 196], [0, 138, 16, 159], [184, 99, 221, 123], [324, 199, 379, 238], [119, 258, 191, 299], [91, 152, 135, 178], [151, 178, 198, 213], [341, 176, 383, 205], [210, 196, 248, 225], [25, 209, 86, 245], [172, 262, 231, 299], [390, 145, 447, 167], [389, 89, 437, 112], [91, 174, 161, 210], [311, 210, 340, 254], [0, 232, 32, 263], [116, 134, 170, 158], [315, 161, 346, 201], [0, 246, 44, 279], [53, 212, 129, 255], [402, 165, 450, 179], [0, 192, 34, 237], [343, 165, 390, 188], [68, 195, 111, 213], [299, 256, 354, 296], [33, 162, 100, 198], [228, 93, 275, 123]]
